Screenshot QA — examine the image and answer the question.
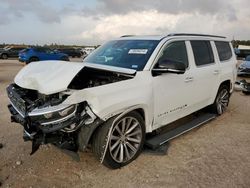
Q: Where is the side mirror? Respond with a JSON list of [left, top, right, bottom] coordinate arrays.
[[152, 59, 186, 75]]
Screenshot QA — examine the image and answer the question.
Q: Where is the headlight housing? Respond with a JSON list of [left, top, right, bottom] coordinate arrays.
[[29, 104, 77, 125]]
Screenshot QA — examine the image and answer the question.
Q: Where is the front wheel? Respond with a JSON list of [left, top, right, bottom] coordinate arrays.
[[210, 85, 230, 115], [28, 57, 39, 64], [92, 111, 145, 169]]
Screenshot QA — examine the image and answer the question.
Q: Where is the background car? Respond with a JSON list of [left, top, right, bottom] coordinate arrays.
[[82, 47, 95, 55], [238, 55, 250, 76], [19, 47, 69, 64], [56, 48, 82, 58], [0, 46, 27, 59]]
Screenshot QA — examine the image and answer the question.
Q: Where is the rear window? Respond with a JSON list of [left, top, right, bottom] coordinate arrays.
[[191, 41, 214, 66], [34, 48, 48, 52], [215, 41, 232, 61]]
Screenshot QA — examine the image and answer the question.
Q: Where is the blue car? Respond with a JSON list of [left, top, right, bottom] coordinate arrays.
[[19, 47, 69, 64]]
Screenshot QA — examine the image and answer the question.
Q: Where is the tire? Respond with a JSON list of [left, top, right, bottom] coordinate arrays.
[[1, 53, 8, 59], [210, 85, 230, 115], [28, 57, 39, 64], [92, 111, 145, 169]]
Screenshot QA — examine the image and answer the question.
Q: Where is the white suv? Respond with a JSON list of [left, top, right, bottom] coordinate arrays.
[[7, 33, 237, 169]]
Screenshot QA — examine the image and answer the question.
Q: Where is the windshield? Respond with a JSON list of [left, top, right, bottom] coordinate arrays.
[[83, 40, 159, 71], [246, 55, 250, 61]]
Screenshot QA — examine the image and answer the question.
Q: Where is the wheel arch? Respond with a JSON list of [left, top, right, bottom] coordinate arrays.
[[209, 79, 232, 106], [78, 106, 150, 153], [219, 79, 231, 91], [102, 105, 151, 132], [29, 56, 39, 61]]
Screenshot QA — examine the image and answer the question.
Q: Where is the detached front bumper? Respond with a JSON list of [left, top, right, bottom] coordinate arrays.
[[7, 84, 101, 154], [8, 103, 78, 134], [8, 103, 80, 152], [8, 101, 102, 155]]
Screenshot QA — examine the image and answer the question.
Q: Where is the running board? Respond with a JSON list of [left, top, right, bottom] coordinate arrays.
[[145, 113, 217, 150]]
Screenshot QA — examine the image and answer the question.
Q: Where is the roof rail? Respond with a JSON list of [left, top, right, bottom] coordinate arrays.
[[120, 35, 135, 38], [167, 33, 226, 39]]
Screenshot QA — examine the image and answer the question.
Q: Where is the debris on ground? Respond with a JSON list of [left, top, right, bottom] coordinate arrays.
[[16, 161, 22, 166]]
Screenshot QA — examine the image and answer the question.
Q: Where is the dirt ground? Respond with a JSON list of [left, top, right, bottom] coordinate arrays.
[[0, 59, 250, 188]]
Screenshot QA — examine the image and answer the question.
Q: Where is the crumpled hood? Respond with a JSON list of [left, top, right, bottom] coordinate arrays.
[[14, 61, 136, 95], [15, 61, 84, 95]]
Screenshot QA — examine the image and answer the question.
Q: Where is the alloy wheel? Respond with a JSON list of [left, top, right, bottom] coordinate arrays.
[[216, 88, 229, 114], [109, 117, 142, 163]]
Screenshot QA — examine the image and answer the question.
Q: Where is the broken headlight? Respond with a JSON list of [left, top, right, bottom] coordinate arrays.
[[29, 104, 77, 125]]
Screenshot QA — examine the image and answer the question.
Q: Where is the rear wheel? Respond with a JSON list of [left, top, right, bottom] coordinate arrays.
[[1, 53, 8, 59], [92, 111, 145, 169], [210, 85, 230, 115]]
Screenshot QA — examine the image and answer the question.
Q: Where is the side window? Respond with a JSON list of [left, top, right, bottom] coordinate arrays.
[[10, 48, 18, 51], [36, 48, 46, 53], [215, 41, 232, 61], [12, 48, 22, 51], [191, 41, 214, 66], [158, 41, 189, 68]]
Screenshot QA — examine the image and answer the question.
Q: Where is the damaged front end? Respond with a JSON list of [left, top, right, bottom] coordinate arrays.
[[7, 83, 100, 155]]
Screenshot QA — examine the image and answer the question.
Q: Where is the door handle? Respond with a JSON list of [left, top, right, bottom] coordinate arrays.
[[185, 77, 194, 82], [213, 70, 220, 75]]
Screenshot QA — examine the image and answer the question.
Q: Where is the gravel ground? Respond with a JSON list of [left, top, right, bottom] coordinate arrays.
[[0, 59, 250, 188]]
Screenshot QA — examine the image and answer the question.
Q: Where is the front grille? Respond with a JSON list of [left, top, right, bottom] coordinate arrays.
[[7, 85, 27, 117]]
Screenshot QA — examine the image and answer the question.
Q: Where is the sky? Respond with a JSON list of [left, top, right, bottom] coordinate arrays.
[[0, 0, 249, 45]]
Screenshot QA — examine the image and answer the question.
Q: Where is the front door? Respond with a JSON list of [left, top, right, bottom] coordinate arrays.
[[152, 40, 196, 129]]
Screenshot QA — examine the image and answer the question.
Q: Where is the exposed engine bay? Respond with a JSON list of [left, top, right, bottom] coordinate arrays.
[[68, 67, 134, 89]]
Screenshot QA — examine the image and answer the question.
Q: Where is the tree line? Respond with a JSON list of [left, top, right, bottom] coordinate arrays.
[[232, 40, 250, 48], [0, 43, 98, 49]]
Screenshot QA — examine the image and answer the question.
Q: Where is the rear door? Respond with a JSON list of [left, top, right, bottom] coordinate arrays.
[[9, 48, 20, 57], [43, 49, 57, 60], [214, 41, 237, 93], [188, 40, 220, 108]]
